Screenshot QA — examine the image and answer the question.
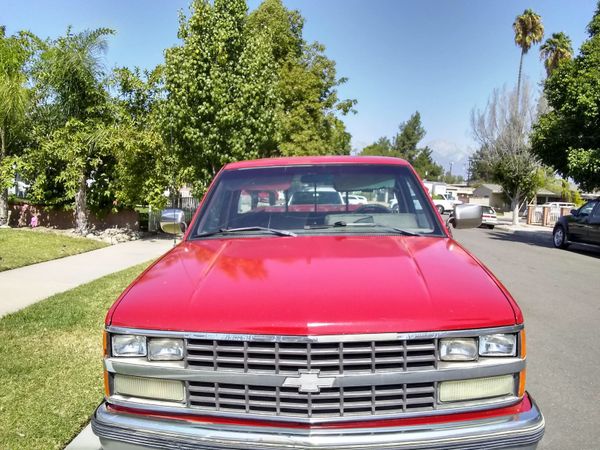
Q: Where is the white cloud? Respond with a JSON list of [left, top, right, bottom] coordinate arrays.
[[351, 139, 369, 153], [425, 139, 474, 177], [426, 139, 471, 159]]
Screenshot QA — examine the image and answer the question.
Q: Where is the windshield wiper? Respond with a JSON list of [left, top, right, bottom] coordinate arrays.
[[303, 221, 348, 230], [196, 226, 297, 238], [341, 222, 422, 236], [305, 221, 422, 236]]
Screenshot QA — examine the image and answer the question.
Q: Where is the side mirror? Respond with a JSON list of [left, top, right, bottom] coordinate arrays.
[[570, 208, 578, 216], [160, 208, 187, 235], [447, 204, 483, 229]]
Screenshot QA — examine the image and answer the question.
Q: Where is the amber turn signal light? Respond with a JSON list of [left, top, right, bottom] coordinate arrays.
[[102, 330, 110, 396], [518, 369, 527, 398], [103, 370, 111, 397], [103, 330, 108, 357], [517, 330, 527, 397]]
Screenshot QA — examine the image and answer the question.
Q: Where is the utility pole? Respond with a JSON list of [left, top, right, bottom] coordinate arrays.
[[466, 158, 473, 187]]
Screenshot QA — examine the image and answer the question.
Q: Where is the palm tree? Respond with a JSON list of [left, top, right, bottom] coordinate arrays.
[[540, 32, 573, 76], [513, 9, 544, 103], [37, 27, 114, 233], [39, 27, 113, 121]]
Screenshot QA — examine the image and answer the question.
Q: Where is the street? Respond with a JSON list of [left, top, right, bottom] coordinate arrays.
[[453, 227, 600, 450]]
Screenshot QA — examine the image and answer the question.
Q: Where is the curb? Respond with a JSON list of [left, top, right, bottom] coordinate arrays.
[[495, 224, 552, 233]]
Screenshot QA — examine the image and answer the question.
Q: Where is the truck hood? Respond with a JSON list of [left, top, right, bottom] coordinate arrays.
[[109, 235, 517, 334]]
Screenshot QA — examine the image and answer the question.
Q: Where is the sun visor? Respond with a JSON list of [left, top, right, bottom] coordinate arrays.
[[333, 174, 395, 191], [224, 177, 292, 191]]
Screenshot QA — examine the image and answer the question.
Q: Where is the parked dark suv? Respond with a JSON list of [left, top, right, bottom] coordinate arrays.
[[553, 198, 600, 249]]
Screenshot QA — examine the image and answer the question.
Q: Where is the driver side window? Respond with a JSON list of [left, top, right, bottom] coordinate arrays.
[[579, 201, 597, 217]]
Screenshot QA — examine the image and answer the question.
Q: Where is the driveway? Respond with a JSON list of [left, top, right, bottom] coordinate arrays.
[[453, 227, 600, 450]]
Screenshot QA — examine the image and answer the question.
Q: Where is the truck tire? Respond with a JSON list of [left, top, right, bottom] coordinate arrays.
[[436, 205, 444, 215]]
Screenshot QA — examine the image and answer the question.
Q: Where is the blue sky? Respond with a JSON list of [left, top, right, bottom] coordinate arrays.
[[4, 0, 598, 175]]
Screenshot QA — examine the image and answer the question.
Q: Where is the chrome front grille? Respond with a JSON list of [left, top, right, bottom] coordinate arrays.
[[184, 336, 438, 420], [186, 338, 437, 374], [188, 381, 436, 419], [106, 325, 526, 423]]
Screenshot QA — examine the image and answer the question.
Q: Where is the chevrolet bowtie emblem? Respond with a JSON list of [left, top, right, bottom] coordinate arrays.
[[282, 369, 336, 393]]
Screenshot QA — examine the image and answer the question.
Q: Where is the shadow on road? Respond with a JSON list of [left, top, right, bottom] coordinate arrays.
[[487, 229, 600, 258], [488, 229, 553, 248]]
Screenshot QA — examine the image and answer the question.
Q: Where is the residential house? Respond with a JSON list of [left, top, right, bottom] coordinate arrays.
[[472, 183, 564, 211], [472, 183, 507, 210], [535, 188, 562, 205]]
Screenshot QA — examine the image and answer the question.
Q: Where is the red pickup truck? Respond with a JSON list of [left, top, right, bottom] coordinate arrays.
[[92, 156, 544, 449]]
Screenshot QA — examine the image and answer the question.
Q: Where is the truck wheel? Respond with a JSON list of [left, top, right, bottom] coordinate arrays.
[[436, 205, 444, 215], [552, 225, 569, 249]]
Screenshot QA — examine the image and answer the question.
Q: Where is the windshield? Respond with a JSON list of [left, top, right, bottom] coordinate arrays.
[[193, 164, 444, 238]]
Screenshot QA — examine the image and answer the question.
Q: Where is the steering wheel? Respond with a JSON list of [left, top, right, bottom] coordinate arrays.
[[354, 204, 392, 214]]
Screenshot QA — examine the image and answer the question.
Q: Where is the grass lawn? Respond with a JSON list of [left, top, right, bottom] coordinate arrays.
[[0, 263, 149, 450], [0, 229, 108, 272]]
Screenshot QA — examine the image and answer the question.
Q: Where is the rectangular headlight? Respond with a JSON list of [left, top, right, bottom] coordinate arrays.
[[112, 335, 147, 357], [439, 338, 478, 361], [148, 338, 184, 361], [114, 374, 184, 402], [479, 334, 516, 357], [439, 375, 515, 402]]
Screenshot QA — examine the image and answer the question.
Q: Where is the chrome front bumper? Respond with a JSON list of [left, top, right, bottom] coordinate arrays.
[[92, 394, 544, 450]]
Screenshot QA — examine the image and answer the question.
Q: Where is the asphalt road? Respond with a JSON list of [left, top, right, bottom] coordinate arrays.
[[453, 227, 600, 450]]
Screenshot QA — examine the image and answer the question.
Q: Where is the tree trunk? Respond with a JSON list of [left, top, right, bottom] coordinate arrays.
[[0, 188, 8, 227], [0, 128, 7, 227], [516, 49, 524, 106], [74, 173, 89, 234], [512, 201, 520, 226], [511, 189, 521, 226]]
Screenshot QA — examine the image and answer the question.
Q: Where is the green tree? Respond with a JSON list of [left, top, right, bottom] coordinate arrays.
[[31, 61, 173, 217], [531, 3, 600, 191], [513, 9, 544, 102], [35, 28, 113, 122], [440, 172, 464, 185], [540, 32, 573, 76], [391, 112, 425, 162], [39, 118, 113, 222], [0, 29, 32, 226], [163, 0, 278, 195], [411, 146, 443, 180], [360, 112, 443, 179], [31, 27, 114, 233], [361, 137, 391, 156], [469, 146, 495, 182], [248, 0, 355, 156], [107, 66, 172, 209]]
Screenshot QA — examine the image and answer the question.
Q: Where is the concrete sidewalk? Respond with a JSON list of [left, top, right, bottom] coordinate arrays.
[[66, 424, 100, 450], [495, 222, 553, 233], [0, 237, 174, 317]]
